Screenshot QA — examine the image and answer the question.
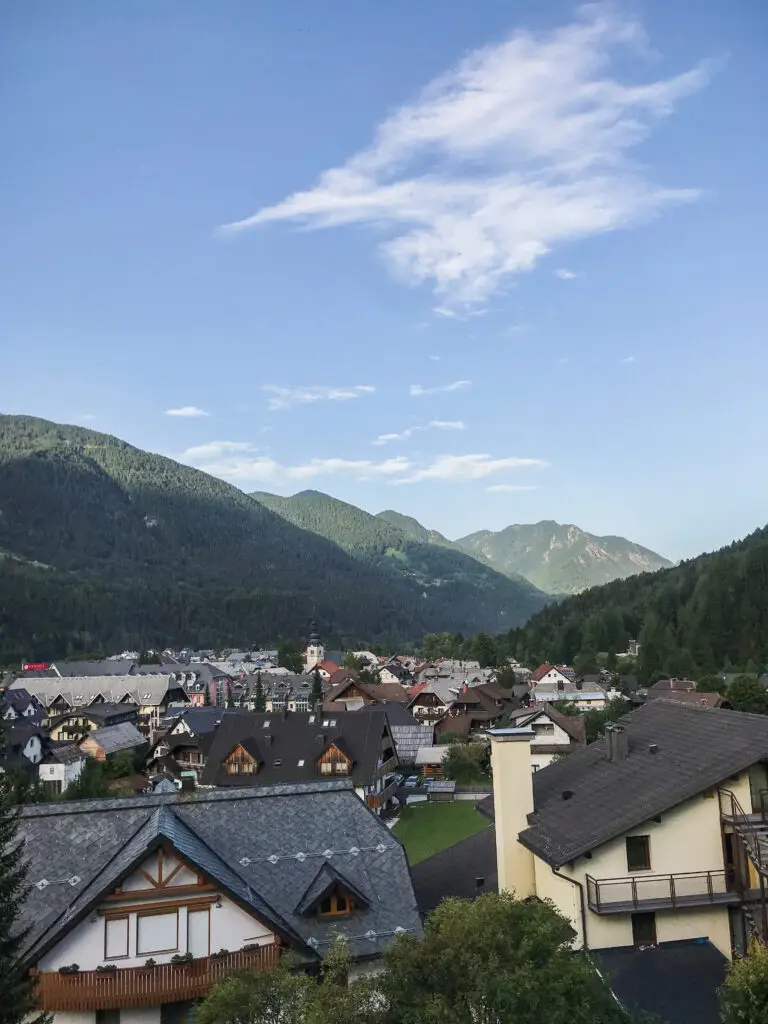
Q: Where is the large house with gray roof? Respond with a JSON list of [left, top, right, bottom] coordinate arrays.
[[490, 699, 768, 961], [17, 781, 421, 1019]]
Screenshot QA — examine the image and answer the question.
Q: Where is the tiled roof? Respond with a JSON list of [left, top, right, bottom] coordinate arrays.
[[86, 722, 146, 755], [10, 676, 186, 708], [519, 700, 768, 867], [15, 781, 422, 964], [199, 708, 394, 788]]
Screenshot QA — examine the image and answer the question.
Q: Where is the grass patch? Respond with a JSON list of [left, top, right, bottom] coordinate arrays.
[[392, 801, 488, 865]]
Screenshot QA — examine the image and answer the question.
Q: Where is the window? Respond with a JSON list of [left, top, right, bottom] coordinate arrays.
[[320, 762, 332, 774], [105, 916, 129, 959], [631, 912, 656, 947], [136, 910, 178, 955], [534, 723, 554, 734], [626, 835, 651, 872], [334, 761, 347, 773], [96, 1011, 120, 1024], [318, 891, 356, 917]]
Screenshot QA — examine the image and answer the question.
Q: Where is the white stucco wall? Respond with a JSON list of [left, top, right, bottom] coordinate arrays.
[[52, 1008, 160, 1024], [537, 776, 752, 959]]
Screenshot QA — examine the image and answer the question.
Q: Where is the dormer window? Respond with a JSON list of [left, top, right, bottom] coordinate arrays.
[[318, 889, 356, 917]]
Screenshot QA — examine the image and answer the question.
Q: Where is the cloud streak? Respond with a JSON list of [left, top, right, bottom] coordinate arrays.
[[222, 6, 709, 307], [554, 268, 579, 280], [373, 419, 466, 445], [409, 380, 471, 397], [180, 442, 544, 488], [262, 384, 375, 411], [165, 406, 210, 418]]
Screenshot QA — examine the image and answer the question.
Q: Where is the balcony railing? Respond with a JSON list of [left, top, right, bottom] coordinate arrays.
[[376, 755, 397, 776], [586, 870, 739, 914], [33, 944, 280, 1011]]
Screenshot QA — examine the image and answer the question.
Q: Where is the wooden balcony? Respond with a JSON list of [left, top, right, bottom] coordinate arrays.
[[586, 870, 740, 914], [34, 944, 280, 1011]]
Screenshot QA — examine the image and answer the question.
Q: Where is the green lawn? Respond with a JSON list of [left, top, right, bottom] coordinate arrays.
[[392, 801, 488, 865]]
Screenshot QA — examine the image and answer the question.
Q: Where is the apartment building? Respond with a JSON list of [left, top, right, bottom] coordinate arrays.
[[489, 700, 768, 959]]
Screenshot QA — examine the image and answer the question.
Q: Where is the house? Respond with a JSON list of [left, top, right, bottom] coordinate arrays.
[[531, 686, 608, 711], [49, 703, 139, 743], [311, 659, 341, 683], [488, 699, 768, 961], [323, 675, 411, 711], [79, 722, 147, 761], [648, 678, 699, 696], [414, 745, 450, 780], [375, 662, 411, 685], [10, 676, 189, 740], [407, 685, 451, 725], [198, 709, 400, 814], [38, 743, 86, 794], [1, 722, 47, 774], [648, 689, 730, 710], [16, 780, 423, 1018], [377, 701, 434, 767], [0, 687, 44, 724], [504, 705, 586, 769], [530, 664, 576, 688]]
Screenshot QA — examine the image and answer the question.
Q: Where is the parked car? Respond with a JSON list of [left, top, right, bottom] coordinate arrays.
[[404, 775, 420, 788]]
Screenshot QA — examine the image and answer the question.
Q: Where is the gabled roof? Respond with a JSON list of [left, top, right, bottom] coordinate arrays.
[[15, 781, 422, 964], [43, 742, 86, 765], [199, 709, 394, 789], [11, 676, 187, 708], [507, 704, 586, 745], [519, 700, 768, 868], [295, 859, 370, 916], [49, 702, 136, 727], [85, 722, 146, 755]]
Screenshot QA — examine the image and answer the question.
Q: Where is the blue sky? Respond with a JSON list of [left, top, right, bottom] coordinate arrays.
[[2, 1, 767, 560]]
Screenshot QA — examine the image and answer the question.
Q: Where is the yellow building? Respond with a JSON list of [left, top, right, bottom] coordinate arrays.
[[490, 700, 768, 960]]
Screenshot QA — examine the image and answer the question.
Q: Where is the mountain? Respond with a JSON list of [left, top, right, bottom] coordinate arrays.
[[252, 490, 548, 632], [456, 521, 671, 595], [375, 509, 455, 548], [0, 415, 547, 663], [506, 525, 768, 683]]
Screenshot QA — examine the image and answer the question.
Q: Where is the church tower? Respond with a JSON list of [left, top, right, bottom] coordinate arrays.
[[303, 621, 325, 674]]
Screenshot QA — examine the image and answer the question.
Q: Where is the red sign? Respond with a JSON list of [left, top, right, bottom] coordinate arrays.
[[22, 663, 48, 671]]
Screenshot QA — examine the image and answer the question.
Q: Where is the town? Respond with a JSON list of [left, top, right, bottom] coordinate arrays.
[[2, 624, 766, 1023]]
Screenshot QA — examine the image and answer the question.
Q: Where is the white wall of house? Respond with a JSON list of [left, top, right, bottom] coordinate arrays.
[[52, 1008, 160, 1024], [21, 735, 43, 763], [39, 758, 84, 792]]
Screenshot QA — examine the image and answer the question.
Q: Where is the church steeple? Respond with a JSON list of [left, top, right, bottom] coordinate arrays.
[[304, 619, 325, 674]]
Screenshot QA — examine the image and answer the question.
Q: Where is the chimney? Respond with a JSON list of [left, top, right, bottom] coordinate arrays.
[[488, 727, 536, 898], [315, 733, 327, 747], [264, 734, 273, 746], [605, 723, 629, 763]]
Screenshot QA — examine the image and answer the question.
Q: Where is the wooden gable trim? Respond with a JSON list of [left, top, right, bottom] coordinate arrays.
[[317, 742, 351, 766], [225, 743, 257, 764], [99, 894, 218, 918]]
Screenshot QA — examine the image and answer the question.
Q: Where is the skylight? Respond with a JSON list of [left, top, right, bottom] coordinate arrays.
[[262, 721, 270, 728], [298, 759, 305, 767]]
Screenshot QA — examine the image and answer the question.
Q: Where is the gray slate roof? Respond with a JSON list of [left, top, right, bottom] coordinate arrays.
[[520, 700, 768, 867], [87, 722, 146, 755], [15, 781, 422, 964], [11, 676, 186, 708]]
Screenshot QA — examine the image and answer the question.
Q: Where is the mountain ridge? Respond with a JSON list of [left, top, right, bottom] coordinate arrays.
[[252, 489, 548, 632], [456, 520, 671, 594]]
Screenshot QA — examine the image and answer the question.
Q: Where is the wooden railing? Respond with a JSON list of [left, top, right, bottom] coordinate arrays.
[[34, 944, 280, 1011], [586, 870, 736, 913]]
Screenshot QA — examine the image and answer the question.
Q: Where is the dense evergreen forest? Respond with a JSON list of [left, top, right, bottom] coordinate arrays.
[[503, 525, 768, 681], [253, 489, 546, 624], [0, 416, 545, 665]]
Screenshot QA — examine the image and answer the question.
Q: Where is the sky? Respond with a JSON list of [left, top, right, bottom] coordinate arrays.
[[2, 1, 767, 561]]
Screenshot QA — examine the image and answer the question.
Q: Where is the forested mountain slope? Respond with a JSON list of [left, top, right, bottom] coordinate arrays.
[[457, 520, 671, 594], [0, 416, 545, 663], [252, 490, 548, 630], [506, 525, 768, 681]]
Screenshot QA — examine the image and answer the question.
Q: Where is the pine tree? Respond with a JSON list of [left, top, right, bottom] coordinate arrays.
[[0, 717, 40, 1023], [311, 668, 323, 709], [253, 672, 266, 713]]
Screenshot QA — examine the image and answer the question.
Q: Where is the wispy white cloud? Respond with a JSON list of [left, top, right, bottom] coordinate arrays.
[[410, 380, 471, 397], [394, 454, 546, 485], [165, 406, 210, 418], [222, 6, 709, 308], [262, 384, 376, 411], [621, 354, 636, 364], [486, 483, 537, 493], [180, 442, 543, 488], [428, 354, 441, 361], [554, 268, 579, 280], [373, 419, 466, 446], [434, 306, 488, 320]]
